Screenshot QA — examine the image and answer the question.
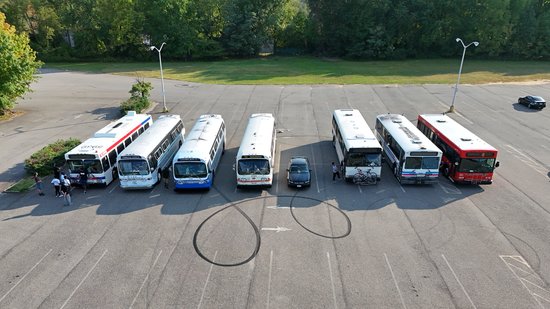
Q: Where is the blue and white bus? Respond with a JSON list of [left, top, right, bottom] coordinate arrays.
[[117, 115, 184, 189], [172, 114, 226, 190], [375, 114, 442, 184], [236, 113, 276, 188], [65, 111, 152, 186]]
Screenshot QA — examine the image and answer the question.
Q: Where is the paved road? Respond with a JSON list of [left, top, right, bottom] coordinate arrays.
[[1, 72, 550, 308]]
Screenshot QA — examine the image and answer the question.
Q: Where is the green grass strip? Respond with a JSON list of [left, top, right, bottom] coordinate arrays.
[[5, 178, 35, 193], [46, 56, 550, 85]]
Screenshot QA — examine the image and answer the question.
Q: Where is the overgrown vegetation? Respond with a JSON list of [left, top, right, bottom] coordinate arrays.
[[120, 79, 152, 115], [24, 139, 81, 176], [1, 0, 549, 61]]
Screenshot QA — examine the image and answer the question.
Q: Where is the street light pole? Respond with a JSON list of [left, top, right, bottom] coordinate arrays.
[[150, 42, 167, 112], [449, 38, 478, 113]]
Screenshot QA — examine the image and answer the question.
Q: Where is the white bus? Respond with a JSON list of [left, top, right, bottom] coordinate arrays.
[[65, 111, 152, 186], [172, 114, 226, 190], [332, 109, 383, 182], [117, 114, 184, 189], [236, 113, 276, 188], [375, 114, 442, 184]]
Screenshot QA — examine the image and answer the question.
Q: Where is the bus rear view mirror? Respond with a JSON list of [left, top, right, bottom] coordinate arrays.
[[495, 161, 500, 168]]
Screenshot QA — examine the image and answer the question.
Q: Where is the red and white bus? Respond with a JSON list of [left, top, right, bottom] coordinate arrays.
[[417, 114, 499, 184], [65, 111, 153, 186]]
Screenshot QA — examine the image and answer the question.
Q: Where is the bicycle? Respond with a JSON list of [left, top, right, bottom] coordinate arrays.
[[353, 168, 378, 185]]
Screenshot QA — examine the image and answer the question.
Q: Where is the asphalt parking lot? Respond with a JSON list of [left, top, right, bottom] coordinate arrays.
[[1, 72, 550, 308]]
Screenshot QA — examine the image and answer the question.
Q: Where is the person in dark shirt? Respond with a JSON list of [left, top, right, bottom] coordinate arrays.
[[79, 167, 88, 193]]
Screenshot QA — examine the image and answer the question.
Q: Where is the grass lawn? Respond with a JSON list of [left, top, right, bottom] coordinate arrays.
[[46, 56, 550, 85]]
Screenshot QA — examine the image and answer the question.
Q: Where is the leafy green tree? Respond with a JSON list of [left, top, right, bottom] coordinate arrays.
[[1, 0, 63, 57], [0, 12, 42, 115], [222, 0, 287, 56]]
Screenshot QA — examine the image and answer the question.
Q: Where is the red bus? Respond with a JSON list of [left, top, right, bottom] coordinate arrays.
[[417, 114, 499, 184]]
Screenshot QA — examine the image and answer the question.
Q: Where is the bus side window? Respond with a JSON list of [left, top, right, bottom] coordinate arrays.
[[117, 143, 125, 154], [144, 122, 150, 130], [102, 156, 110, 171], [108, 150, 117, 166], [138, 127, 144, 135], [149, 156, 158, 169], [124, 138, 131, 147], [132, 132, 139, 141]]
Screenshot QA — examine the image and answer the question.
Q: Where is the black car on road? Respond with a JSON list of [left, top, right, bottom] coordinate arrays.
[[287, 156, 311, 188], [518, 96, 546, 110]]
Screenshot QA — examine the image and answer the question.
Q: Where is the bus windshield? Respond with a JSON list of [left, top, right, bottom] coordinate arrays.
[[118, 159, 150, 176], [404, 157, 440, 170], [347, 152, 381, 167], [67, 159, 103, 174], [458, 158, 495, 173], [238, 159, 270, 175], [174, 162, 208, 178]]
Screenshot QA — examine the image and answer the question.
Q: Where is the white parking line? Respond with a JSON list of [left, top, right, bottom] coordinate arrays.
[[357, 185, 363, 194], [60, 249, 108, 309], [266, 250, 273, 309], [108, 185, 117, 194], [309, 144, 321, 193], [500, 255, 550, 308], [326, 252, 338, 309], [197, 251, 218, 309], [0, 249, 53, 304], [129, 250, 163, 309], [384, 253, 407, 309], [441, 254, 477, 309], [504, 145, 547, 176]]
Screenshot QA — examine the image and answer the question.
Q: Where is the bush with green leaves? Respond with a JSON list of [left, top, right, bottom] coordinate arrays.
[[120, 79, 152, 115], [24, 138, 81, 176], [120, 96, 151, 115]]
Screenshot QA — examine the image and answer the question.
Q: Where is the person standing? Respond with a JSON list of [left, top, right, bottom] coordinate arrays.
[[79, 167, 88, 193], [162, 167, 170, 189], [33, 172, 45, 196], [53, 164, 61, 180], [51, 177, 61, 197], [332, 162, 341, 181], [62, 177, 72, 206]]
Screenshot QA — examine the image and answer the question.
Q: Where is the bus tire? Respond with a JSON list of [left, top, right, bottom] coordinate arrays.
[[112, 168, 118, 181], [332, 135, 336, 147]]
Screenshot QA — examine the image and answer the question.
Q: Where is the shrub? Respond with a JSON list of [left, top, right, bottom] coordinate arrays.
[[120, 78, 153, 115], [120, 96, 151, 115], [24, 138, 81, 176]]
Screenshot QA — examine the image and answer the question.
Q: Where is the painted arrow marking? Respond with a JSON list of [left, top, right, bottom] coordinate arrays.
[[261, 226, 291, 233]]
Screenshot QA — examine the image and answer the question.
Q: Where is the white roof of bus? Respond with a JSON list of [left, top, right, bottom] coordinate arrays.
[[65, 112, 152, 158], [419, 114, 497, 152], [118, 114, 183, 159], [333, 109, 381, 150], [377, 114, 441, 154], [237, 113, 275, 158], [174, 114, 224, 161]]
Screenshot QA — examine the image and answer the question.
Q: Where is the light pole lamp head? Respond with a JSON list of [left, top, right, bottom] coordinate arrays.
[[150, 46, 156, 51], [456, 38, 461, 42], [473, 41, 479, 47]]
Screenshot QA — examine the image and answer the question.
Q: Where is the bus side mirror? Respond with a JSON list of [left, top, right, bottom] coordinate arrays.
[[495, 161, 500, 168], [286, 168, 289, 171], [454, 162, 459, 166]]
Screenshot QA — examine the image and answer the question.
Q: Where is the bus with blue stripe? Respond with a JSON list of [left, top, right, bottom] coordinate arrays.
[[172, 114, 226, 190], [65, 111, 153, 186], [375, 114, 442, 184]]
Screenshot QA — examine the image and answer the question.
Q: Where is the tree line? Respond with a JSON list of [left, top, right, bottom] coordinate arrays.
[[1, 0, 549, 61]]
